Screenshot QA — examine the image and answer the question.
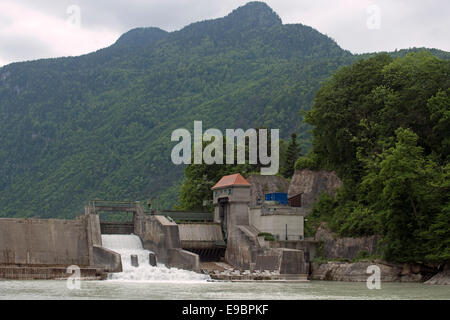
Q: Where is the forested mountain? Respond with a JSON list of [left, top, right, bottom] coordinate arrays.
[[302, 52, 449, 263], [0, 2, 447, 218]]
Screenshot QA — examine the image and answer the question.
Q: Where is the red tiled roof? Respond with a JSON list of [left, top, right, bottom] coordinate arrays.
[[211, 173, 251, 190]]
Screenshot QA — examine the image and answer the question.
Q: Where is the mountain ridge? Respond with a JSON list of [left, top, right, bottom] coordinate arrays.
[[0, 2, 448, 219]]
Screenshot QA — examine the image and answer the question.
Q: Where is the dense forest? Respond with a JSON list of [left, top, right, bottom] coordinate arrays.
[[0, 2, 448, 223], [300, 52, 449, 263]]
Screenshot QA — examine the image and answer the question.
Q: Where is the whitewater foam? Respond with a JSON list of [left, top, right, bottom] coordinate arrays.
[[101, 234, 210, 282]]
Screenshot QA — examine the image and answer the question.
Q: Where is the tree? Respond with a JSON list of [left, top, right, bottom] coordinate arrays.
[[281, 133, 300, 178], [176, 138, 259, 211], [304, 53, 450, 263], [364, 129, 439, 262]]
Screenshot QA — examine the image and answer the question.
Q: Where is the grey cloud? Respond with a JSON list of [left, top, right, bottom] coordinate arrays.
[[1, 0, 449, 66], [11, 0, 240, 33], [0, 14, 13, 29], [0, 34, 53, 62]]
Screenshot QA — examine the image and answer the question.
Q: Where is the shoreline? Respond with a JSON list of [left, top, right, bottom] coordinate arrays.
[[309, 260, 450, 285]]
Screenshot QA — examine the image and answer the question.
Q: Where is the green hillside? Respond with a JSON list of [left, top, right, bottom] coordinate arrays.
[[0, 2, 447, 218], [302, 52, 449, 263]]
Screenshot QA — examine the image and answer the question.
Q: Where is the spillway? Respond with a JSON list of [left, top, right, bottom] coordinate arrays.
[[101, 234, 209, 282]]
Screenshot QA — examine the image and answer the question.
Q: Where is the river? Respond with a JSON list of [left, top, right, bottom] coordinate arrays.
[[0, 234, 448, 300], [0, 279, 449, 300]]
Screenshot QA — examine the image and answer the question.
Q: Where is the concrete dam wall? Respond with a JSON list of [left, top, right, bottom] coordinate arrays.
[[0, 214, 122, 279], [178, 223, 225, 260], [179, 223, 223, 249], [134, 215, 200, 272], [0, 216, 92, 266]]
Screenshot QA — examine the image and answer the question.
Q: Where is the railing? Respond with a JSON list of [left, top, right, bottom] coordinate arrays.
[[157, 210, 214, 223], [89, 200, 140, 208], [85, 200, 145, 215]]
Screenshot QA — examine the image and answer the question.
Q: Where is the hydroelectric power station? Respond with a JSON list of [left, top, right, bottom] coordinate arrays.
[[0, 173, 321, 281]]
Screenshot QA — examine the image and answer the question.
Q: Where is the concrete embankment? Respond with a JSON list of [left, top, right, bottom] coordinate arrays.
[[134, 215, 200, 272], [0, 214, 122, 279], [0, 266, 107, 280]]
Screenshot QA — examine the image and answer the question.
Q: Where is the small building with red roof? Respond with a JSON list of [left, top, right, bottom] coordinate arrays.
[[211, 173, 307, 277], [211, 173, 252, 190]]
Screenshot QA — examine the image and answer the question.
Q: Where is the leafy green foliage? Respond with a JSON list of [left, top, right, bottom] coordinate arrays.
[[0, 2, 447, 222], [0, 3, 352, 218], [305, 52, 450, 263], [294, 152, 321, 171], [258, 232, 276, 241]]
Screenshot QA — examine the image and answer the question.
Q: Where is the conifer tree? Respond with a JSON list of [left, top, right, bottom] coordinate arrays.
[[281, 133, 300, 178]]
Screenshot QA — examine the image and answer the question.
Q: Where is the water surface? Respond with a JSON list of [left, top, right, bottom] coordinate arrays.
[[0, 280, 448, 300]]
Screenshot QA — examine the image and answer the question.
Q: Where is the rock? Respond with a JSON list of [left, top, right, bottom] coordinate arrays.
[[288, 169, 342, 210], [424, 264, 450, 285], [411, 264, 421, 274], [401, 264, 411, 276], [315, 224, 334, 241], [310, 261, 429, 282], [247, 175, 290, 207], [314, 223, 380, 260]]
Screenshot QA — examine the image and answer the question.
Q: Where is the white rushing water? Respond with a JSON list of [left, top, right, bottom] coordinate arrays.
[[101, 234, 209, 282]]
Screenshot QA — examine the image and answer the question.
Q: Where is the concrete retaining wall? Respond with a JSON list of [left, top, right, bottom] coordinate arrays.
[[178, 223, 223, 250], [0, 266, 106, 280], [93, 245, 122, 272], [134, 215, 199, 272], [225, 225, 307, 275], [279, 249, 307, 274], [168, 248, 200, 271], [269, 240, 318, 261], [225, 225, 257, 270], [249, 207, 304, 241], [0, 214, 122, 278], [0, 217, 91, 266]]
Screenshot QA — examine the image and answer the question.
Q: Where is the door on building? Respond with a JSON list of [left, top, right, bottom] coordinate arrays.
[[218, 197, 229, 242]]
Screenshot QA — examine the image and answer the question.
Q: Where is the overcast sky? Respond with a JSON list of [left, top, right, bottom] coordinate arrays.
[[0, 0, 448, 67]]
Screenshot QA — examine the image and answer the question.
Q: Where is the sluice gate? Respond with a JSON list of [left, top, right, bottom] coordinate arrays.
[[90, 201, 225, 266], [100, 222, 134, 234]]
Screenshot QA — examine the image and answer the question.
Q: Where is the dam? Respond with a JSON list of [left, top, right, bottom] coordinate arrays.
[[0, 173, 319, 281], [0, 200, 217, 279], [101, 234, 209, 281]]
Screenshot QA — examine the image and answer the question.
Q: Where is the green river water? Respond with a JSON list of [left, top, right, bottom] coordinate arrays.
[[0, 280, 448, 300]]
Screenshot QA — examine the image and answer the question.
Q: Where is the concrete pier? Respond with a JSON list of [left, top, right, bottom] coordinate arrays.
[[130, 255, 139, 267], [149, 253, 157, 266]]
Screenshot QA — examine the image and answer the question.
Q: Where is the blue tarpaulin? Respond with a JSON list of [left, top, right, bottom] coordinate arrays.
[[264, 192, 288, 205]]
